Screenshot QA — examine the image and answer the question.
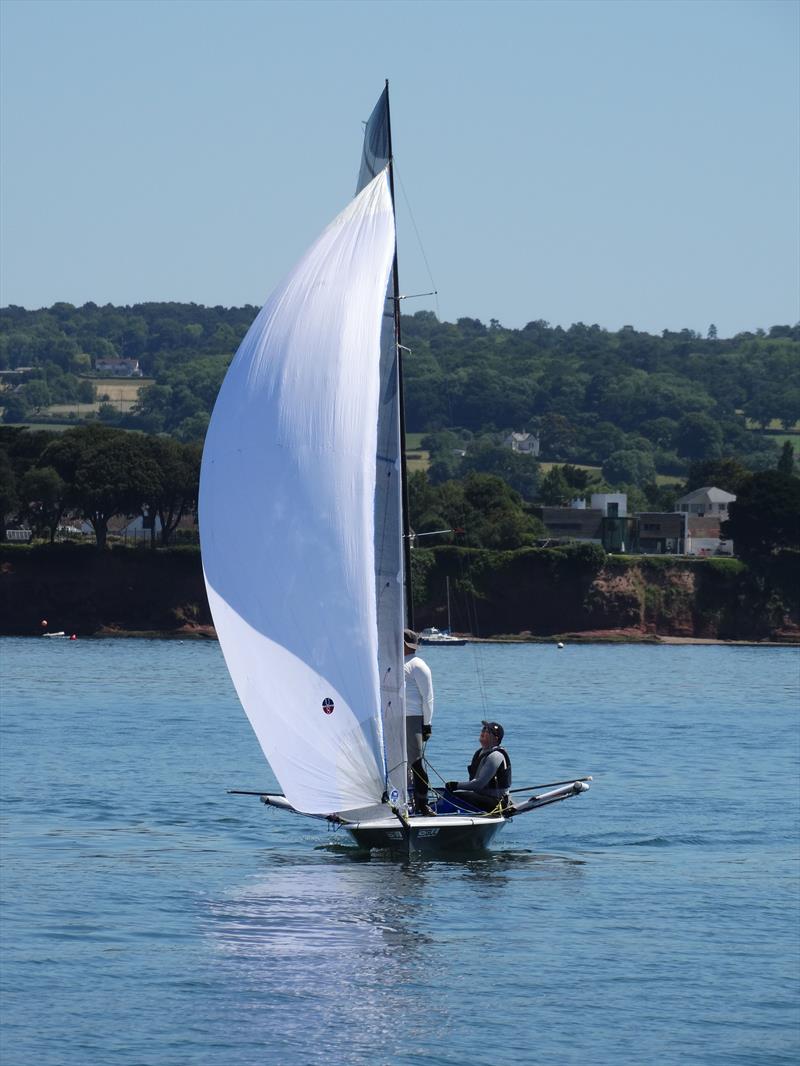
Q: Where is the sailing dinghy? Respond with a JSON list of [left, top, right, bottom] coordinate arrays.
[[199, 84, 590, 853]]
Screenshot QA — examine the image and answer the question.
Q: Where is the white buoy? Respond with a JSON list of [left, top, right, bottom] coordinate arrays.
[[557, 641, 564, 649]]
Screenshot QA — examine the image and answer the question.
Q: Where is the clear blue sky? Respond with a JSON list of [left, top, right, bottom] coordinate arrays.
[[1, 0, 798, 338]]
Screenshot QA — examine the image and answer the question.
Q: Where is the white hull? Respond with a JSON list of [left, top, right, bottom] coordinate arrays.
[[418, 627, 467, 647], [260, 794, 506, 853]]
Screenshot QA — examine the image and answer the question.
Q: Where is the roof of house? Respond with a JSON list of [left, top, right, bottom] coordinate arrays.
[[676, 485, 736, 505]]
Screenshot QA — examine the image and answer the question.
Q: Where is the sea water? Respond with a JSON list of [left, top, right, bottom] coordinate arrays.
[[1, 637, 798, 1065]]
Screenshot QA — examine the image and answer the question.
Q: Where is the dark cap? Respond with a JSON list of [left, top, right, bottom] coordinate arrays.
[[403, 628, 419, 650], [481, 720, 504, 742]]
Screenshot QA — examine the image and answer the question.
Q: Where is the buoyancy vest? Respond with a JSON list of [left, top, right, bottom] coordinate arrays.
[[467, 745, 512, 792]]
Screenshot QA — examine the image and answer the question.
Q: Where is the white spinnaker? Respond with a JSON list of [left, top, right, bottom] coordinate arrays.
[[200, 172, 396, 814]]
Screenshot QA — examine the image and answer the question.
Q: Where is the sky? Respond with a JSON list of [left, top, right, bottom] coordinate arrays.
[[1, 0, 798, 338]]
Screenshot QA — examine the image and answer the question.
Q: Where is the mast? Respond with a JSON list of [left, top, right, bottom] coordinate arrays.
[[384, 80, 415, 630]]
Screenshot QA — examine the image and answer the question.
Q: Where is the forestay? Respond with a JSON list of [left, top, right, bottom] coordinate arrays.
[[200, 171, 396, 815]]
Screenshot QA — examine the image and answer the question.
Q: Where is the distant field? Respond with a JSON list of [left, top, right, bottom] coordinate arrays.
[[90, 377, 154, 413], [744, 418, 800, 433], [757, 432, 799, 449], [406, 451, 430, 473], [41, 378, 155, 418], [93, 377, 154, 399], [538, 461, 600, 477], [15, 422, 74, 433], [0, 415, 147, 433], [47, 402, 105, 416], [655, 473, 684, 486], [404, 433, 429, 471]]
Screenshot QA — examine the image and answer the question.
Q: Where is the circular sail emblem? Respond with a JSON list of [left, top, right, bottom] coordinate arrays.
[[322, 698, 335, 715]]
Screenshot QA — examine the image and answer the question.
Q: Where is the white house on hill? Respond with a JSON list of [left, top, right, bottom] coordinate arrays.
[[675, 486, 736, 519], [503, 431, 540, 456]]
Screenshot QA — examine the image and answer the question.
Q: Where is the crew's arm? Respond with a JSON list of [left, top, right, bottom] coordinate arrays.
[[418, 662, 433, 728]]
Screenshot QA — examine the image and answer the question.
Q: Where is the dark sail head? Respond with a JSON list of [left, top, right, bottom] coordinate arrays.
[[357, 85, 390, 192]]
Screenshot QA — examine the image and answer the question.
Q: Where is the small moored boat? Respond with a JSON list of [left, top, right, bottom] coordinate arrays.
[[418, 627, 467, 647]]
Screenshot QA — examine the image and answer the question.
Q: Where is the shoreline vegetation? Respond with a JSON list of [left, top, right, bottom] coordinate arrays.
[[2, 542, 797, 645], [48, 630, 798, 647]]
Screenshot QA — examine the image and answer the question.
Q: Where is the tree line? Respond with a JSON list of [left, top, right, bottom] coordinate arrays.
[[1, 422, 797, 568], [0, 425, 199, 550], [1, 305, 798, 473]]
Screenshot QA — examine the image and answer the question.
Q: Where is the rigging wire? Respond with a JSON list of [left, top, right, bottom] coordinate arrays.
[[392, 157, 497, 718], [393, 159, 441, 321]]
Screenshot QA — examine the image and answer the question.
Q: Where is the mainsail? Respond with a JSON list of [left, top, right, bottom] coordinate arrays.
[[357, 87, 409, 810], [200, 171, 396, 814]]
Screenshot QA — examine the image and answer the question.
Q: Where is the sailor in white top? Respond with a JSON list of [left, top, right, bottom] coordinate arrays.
[[403, 628, 434, 814]]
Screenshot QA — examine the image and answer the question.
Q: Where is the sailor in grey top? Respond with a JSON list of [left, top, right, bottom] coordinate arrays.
[[445, 720, 511, 813]]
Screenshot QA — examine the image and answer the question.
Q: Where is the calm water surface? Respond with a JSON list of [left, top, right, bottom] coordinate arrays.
[[1, 638, 798, 1065]]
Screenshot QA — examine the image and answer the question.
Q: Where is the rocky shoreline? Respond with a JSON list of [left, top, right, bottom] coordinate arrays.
[[1, 543, 797, 644], [24, 624, 798, 647]]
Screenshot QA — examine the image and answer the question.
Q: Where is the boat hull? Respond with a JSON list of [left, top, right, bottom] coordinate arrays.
[[344, 813, 507, 853], [258, 781, 592, 854]]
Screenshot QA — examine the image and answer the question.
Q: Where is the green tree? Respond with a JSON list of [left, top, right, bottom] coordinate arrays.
[[538, 413, 577, 461], [413, 473, 542, 550], [0, 448, 18, 539], [19, 466, 66, 543], [539, 466, 572, 505], [777, 441, 795, 477], [583, 420, 626, 461], [775, 389, 800, 431], [23, 379, 53, 412], [675, 413, 723, 461], [408, 470, 446, 541], [602, 449, 657, 487], [743, 385, 783, 430], [560, 464, 593, 492], [43, 425, 162, 549], [685, 458, 751, 494], [639, 417, 678, 449], [642, 481, 682, 512], [721, 471, 800, 562], [2, 393, 30, 424], [143, 437, 200, 546], [77, 380, 95, 403], [459, 473, 543, 548], [98, 402, 120, 423], [460, 443, 539, 499], [421, 430, 465, 484]]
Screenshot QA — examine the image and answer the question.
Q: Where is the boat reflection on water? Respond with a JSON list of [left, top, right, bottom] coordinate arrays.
[[203, 846, 587, 967], [201, 845, 589, 1058]]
